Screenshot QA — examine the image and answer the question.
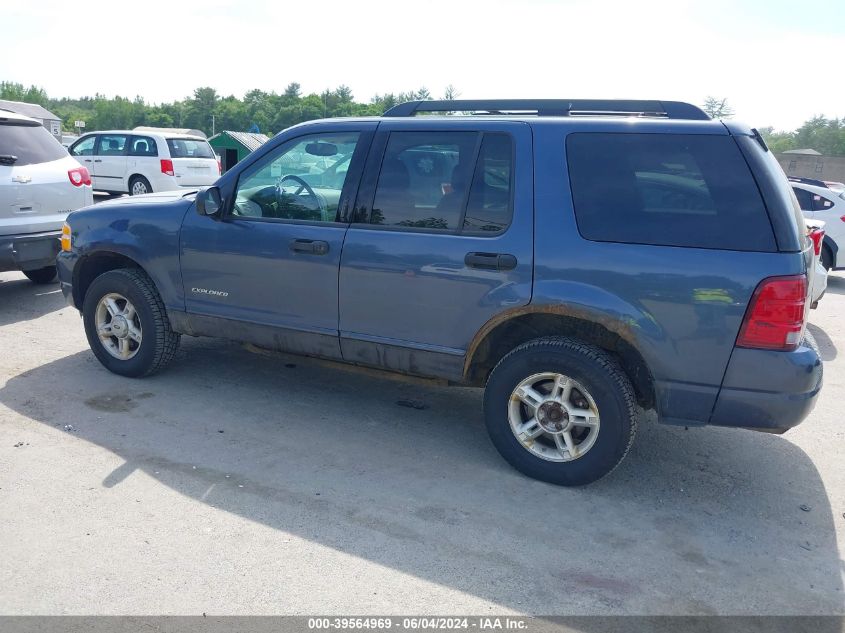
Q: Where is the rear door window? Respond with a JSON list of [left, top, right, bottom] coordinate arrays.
[[166, 138, 214, 159], [566, 133, 776, 251], [792, 186, 813, 211], [367, 131, 514, 234], [96, 134, 128, 156], [0, 122, 68, 166]]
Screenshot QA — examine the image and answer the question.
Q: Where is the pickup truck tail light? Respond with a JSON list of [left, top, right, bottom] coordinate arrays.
[[67, 166, 91, 187], [217, 158, 222, 175], [160, 159, 175, 176], [737, 275, 807, 351], [808, 228, 824, 256]]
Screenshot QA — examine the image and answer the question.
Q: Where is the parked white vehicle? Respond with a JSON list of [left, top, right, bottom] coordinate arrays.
[[806, 219, 827, 308], [791, 177, 845, 270], [68, 130, 220, 195], [1, 110, 93, 283]]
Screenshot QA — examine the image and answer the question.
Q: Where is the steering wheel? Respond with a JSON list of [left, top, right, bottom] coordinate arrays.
[[275, 174, 328, 220]]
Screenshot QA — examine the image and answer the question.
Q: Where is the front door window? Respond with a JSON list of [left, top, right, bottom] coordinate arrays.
[[233, 132, 360, 223]]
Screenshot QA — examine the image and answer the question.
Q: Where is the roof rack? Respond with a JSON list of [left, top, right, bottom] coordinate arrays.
[[383, 99, 710, 120], [788, 176, 829, 188]]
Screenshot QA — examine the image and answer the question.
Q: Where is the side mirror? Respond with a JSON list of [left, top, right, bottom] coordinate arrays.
[[196, 186, 223, 217]]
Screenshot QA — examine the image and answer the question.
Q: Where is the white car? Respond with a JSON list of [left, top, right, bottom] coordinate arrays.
[[1, 110, 93, 283], [68, 129, 220, 196], [791, 177, 845, 270], [806, 219, 827, 308]]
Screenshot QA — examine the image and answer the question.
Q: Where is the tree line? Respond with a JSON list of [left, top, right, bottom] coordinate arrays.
[[2, 82, 842, 155], [0, 81, 445, 137]]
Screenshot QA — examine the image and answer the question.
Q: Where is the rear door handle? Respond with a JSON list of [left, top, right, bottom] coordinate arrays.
[[465, 252, 517, 271], [290, 239, 329, 255], [82, 159, 92, 162]]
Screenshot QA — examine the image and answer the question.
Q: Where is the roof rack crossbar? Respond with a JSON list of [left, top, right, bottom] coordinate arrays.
[[383, 99, 710, 120]]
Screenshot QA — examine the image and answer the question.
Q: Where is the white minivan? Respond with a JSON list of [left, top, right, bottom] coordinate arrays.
[[68, 130, 220, 195]]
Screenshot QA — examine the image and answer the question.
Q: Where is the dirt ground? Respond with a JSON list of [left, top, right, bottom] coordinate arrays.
[[0, 269, 843, 615]]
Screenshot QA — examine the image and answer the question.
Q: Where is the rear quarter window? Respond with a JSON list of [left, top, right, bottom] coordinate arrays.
[[0, 122, 68, 166], [166, 138, 214, 159], [566, 133, 776, 251]]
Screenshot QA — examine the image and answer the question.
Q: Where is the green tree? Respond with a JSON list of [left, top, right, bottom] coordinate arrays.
[[0, 82, 48, 105], [702, 96, 734, 119], [184, 87, 219, 133]]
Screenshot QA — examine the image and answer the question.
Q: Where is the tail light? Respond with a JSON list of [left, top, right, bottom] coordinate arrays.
[[67, 166, 91, 187], [840, 215, 845, 223], [160, 159, 175, 176], [808, 228, 824, 256], [737, 275, 807, 351], [216, 158, 222, 175]]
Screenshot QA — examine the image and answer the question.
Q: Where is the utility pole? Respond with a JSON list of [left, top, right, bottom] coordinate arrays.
[[211, 114, 215, 136]]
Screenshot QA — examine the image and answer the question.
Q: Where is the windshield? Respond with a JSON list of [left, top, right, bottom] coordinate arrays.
[[166, 138, 214, 159]]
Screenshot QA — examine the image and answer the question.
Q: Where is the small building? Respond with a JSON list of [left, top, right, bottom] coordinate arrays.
[[0, 99, 62, 141], [209, 131, 270, 173], [777, 150, 845, 185]]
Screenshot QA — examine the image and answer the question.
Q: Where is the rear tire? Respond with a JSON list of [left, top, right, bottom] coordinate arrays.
[[23, 266, 57, 284], [82, 268, 180, 377], [484, 336, 638, 486], [129, 176, 152, 196]]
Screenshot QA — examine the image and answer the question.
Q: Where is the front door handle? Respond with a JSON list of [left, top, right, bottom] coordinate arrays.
[[290, 239, 329, 255], [465, 252, 517, 271], [93, 159, 102, 163]]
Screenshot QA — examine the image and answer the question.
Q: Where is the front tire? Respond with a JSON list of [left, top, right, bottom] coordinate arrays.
[[23, 266, 57, 284], [484, 337, 638, 486], [129, 176, 152, 196], [82, 268, 180, 377]]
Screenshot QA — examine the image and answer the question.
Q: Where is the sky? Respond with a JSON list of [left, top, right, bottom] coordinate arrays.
[[2, 0, 844, 131]]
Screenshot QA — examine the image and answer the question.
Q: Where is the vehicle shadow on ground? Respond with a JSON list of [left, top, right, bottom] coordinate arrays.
[[0, 274, 66, 328], [0, 338, 841, 615], [808, 322, 838, 362], [825, 273, 845, 296]]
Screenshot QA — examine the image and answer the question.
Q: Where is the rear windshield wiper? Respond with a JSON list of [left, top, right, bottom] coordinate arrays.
[[0, 154, 18, 165]]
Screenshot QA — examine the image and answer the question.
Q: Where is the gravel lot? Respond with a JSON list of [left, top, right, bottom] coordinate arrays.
[[0, 269, 843, 615]]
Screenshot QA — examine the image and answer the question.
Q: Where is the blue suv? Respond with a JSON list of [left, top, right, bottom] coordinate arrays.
[[56, 99, 823, 485]]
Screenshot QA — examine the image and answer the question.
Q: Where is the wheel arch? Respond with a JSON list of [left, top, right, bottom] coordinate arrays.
[[73, 250, 152, 309], [822, 235, 838, 268], [464, 307, 656, 410], [128, 174, 152, 193]]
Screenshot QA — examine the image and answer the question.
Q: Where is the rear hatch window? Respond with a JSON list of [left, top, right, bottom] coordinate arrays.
[[166, 138, 214, 159], [566, 133, 776, 251], [0, 121, 68, 167]]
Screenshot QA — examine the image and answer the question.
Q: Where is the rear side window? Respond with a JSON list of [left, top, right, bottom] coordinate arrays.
[[0, 122, 67, 166], [129, 135, 158, 157], [812, 191, 834, 211], [167, 138, 214, 159], [369, 131, 514, 233], [566, 133, 776, 251]]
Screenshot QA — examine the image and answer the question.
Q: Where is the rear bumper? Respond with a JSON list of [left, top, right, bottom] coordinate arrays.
[[709, 339, 822, 433], [0, 230, 62, 273]]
